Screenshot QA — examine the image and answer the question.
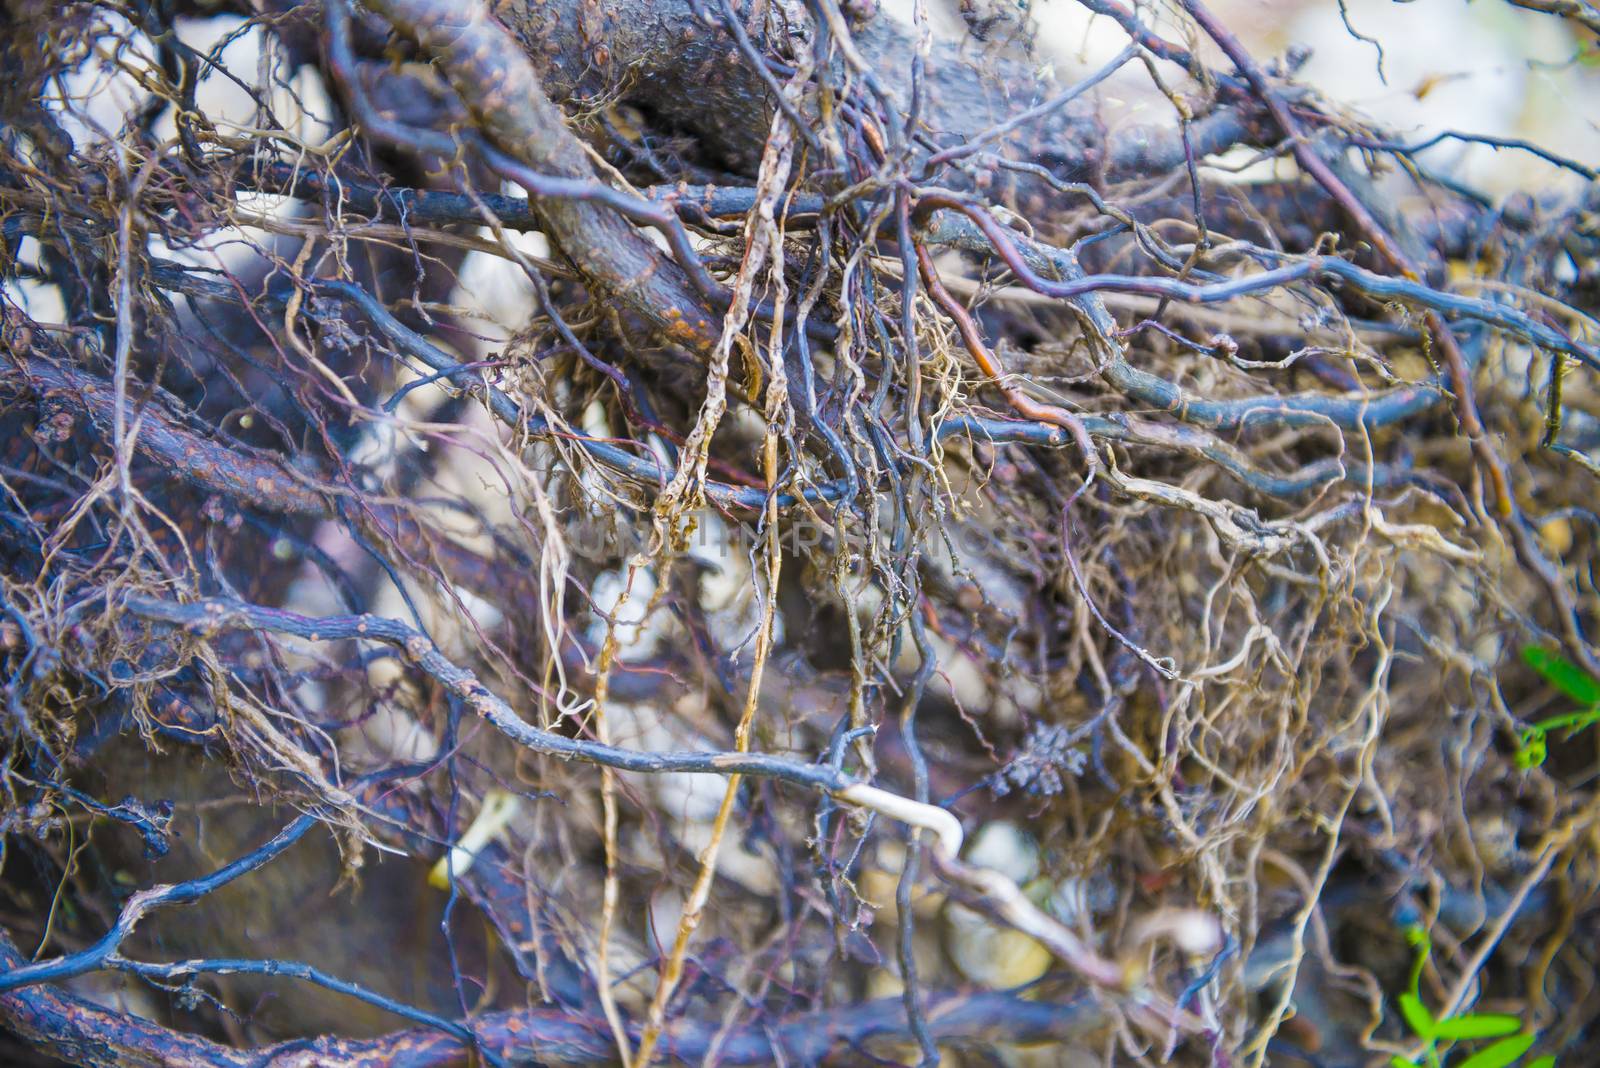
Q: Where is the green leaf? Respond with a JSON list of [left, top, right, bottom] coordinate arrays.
[[1391, 1058, 1419, 1068], [1399, 992, 1436, 1040], [1434, 1013, 1523, 1040], [1521, 646, 1600, 705], [1531, 712, 1591, 734], [1457, 1032, 1537, 1068], [1526, 1056, 1556, 1068]]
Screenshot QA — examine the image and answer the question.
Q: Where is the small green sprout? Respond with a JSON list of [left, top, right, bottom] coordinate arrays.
[[1389, 926, 1554, 1068], [1514, 647, 1600, 770]]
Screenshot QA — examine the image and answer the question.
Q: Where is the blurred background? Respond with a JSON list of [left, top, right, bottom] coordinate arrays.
[[911, 0, 1600, 196]]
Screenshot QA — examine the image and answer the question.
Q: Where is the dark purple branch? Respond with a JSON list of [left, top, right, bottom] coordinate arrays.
[[917, 196, 1599, 370]]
